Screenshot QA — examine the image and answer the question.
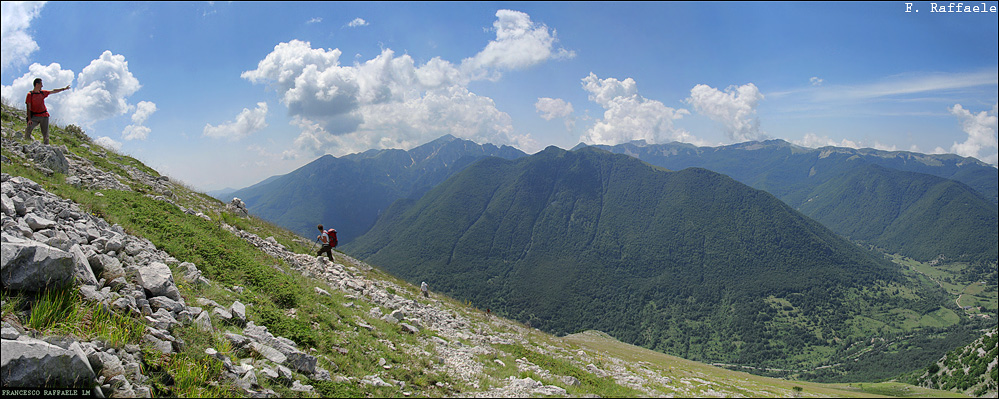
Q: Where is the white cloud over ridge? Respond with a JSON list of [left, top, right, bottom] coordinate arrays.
[[1, 1, 45, 72], [122, 125, 150, 141], [949, 103, 998, 165], [793, 133, 901, 152], [580, 73, 699, 146], [203, 102, 269, 141], [535, 97, 574, 131], [93, 136, 122, 151], [242, 9, 572, 157], [688, 83, 765, 142]]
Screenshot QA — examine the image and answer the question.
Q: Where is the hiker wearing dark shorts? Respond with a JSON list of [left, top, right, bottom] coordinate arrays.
[[316, 224, 336, 261], [24, 78, 70, 145]]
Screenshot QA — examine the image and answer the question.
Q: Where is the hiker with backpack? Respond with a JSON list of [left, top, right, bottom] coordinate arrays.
[[24, 78, 71, 145], [316, 224, 338, 261]]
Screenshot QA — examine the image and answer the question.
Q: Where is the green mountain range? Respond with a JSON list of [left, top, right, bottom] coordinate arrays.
[[587, 140, 998, 264], [346, 146, 984, 381], [796, 163, 997, 265], [227, 135, 525, 243]]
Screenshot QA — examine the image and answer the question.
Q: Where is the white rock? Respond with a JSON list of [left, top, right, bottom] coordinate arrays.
[[0, 338, 96, 388]]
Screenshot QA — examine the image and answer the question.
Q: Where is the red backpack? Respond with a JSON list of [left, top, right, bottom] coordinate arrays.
[[326, 228, 338, 247]]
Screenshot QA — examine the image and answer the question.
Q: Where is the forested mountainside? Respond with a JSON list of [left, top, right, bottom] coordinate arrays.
[[347, 146, 990, 382], [586, 140, 998, 266]]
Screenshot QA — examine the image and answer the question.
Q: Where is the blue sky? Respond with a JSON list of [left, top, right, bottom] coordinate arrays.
[[2, 1, 997, 191]]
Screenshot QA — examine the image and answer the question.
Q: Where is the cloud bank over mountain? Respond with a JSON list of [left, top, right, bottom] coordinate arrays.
[[688, 83, 765, 142], [580, 73, 698, 146]]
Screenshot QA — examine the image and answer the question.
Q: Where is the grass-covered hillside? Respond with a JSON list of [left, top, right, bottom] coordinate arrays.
[[0, 100, 978, 398]]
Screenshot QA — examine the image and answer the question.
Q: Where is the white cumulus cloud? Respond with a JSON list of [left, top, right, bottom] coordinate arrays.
[[121, 125, 151, 141], [460, 9, 574, 80], [131, 101, 157, 124], [203, 102, 269, 141], [59, 51, 142, 126], [242, 10, 572, 157], [949, 103, 998, 165], [1, 1, 45, 72], [809, 76, 823, 86], [688, 83, 766, 142], [121, 100, 157, 141], [347, 17, 367, 27], [580, 73, 697, 146], [535, 97, 574, 130]]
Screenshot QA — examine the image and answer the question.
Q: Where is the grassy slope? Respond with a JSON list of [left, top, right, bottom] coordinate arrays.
[[565, 330, 970, 398], [0, 101, 972, 398]]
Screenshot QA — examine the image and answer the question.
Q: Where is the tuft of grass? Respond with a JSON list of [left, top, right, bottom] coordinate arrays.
[[80, 302, 145, 347], [1, 290, 26, 319], [27, 286, 80, 331]]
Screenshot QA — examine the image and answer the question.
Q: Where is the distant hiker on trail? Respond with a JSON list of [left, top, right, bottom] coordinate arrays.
[[421, 281, 429, 298], [316, 224, 337, 261], [24, 78, 70, 145]]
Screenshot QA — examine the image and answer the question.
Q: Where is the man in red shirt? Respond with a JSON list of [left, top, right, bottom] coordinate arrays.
[[24, 78, 70, 145]]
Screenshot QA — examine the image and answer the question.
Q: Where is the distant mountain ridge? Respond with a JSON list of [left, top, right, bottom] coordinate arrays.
[[345, 146, 969, 378], [229, 135, 526, 243], [583, 139, 997, 203], [586, 139, 998, 264]]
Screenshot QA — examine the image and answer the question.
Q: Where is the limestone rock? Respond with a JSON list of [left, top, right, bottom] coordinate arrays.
[[1, 240, 76, 291], [136, 262, 175, 298], [230, 301, 246, 324], [23, 213, 57, 231], [250, 342, 286, 365], [1, 337, 96, 388], [400, 323, 420, 334], [195, 311, 214, 332], [227, 198, 248, 217], [69, 243, 98, 286]]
